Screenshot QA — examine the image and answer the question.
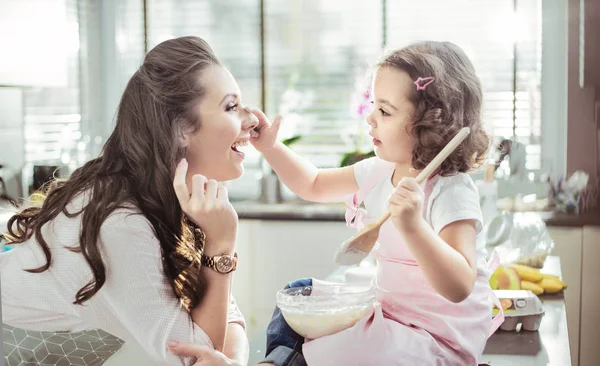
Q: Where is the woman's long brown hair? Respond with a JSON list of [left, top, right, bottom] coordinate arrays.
[[4, 36, 220, 311]]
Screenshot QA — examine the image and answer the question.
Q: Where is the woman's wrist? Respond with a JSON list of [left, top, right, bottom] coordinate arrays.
[[184, 215, 236, 257], [203, 240, 236, 257]]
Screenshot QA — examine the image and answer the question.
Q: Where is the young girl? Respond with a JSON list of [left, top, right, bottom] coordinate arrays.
[[249, 41, 503, 365]]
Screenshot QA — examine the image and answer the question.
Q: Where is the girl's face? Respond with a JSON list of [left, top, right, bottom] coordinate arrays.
[[185, 65, 258, 182], [366, 67, 416, 165]]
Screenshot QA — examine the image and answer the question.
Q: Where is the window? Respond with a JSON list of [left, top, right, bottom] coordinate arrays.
[[22, 0, 82, 166], [387, 0, 542, 171], [140, 0, 542, 170], [147, 0, 261, 107], [264, 1, 383, 167], [145, 0, 262, 163], [27, 0, 542, 173], [264, 0, 542, 170]]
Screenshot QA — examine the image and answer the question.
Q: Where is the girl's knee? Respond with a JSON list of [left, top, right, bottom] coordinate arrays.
[[284, 278, 312, 289]]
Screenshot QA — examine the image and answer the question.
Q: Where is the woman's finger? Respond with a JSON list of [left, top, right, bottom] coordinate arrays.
[[166, 341, 212, 358], [217, 184, 229, 202], [191, 174, 207, 201], [205, 179, 219, 202], [173, 159, 190, 205]]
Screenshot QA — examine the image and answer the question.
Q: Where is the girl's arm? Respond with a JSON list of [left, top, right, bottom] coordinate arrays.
[[261, 142, 358, 202], [250, 108, 358, 202], [400, 220, 477, 303], [388, 177, 478, 303]]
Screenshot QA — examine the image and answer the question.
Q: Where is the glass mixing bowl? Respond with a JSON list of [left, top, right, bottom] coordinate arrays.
[[276, 284, 376, 339]]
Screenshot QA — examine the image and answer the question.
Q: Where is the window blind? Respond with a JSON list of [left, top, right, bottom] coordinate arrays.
[[385, 0, 541, 170], [25, 0, 542, 173], [146, 0, 262, 163], [264, 0, 383, 167], [115, 0, 146, 91]]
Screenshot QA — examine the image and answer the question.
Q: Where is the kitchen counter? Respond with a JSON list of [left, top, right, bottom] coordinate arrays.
[[248, 256, 570, 365], [232, 200, 346, 222], [481, 256, 571, 365], [233, 199, 600, 227]]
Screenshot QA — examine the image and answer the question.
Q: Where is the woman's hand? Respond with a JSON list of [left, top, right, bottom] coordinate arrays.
[[247, 107, 282, 153], [173, 158, 238, 255], [167, 341, 242, 366], [388, 177, 426, 234]]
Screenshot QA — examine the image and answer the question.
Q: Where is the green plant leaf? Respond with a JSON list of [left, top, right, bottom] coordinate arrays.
[[281, 135, 302, 146], [339, 150, 375, 167]]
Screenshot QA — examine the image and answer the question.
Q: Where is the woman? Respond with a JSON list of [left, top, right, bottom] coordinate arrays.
[[1, 36, 255, 366]]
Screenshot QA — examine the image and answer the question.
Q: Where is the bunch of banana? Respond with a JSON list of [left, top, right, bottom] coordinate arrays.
[[509, 263, 567, 295]]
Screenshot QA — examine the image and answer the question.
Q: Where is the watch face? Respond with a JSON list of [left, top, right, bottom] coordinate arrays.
[[216, 256, 234, 273]]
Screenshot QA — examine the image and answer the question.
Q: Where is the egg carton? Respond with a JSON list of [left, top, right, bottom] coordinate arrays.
[[492, 290, 545, 331]]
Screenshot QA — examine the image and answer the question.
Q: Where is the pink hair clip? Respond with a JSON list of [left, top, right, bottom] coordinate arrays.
[[414, 77, 435, 91]]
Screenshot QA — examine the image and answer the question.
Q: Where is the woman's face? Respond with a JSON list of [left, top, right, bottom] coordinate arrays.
[[185, 65, 257, 182]]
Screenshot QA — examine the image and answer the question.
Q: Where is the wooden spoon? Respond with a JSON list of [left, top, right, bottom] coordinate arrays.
[[334, 127, 472, 265]]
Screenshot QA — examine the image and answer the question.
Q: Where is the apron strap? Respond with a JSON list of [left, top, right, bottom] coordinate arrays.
[[486, 248, 505, 337], [344, 162, 394, 228]]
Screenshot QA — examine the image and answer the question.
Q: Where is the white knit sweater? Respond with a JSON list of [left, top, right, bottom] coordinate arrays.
[[0, 194, 245, 365]]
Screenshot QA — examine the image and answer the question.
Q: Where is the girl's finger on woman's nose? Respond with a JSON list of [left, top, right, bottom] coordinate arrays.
[[249, 107, 270, 127], [248, 112, 259, 126]]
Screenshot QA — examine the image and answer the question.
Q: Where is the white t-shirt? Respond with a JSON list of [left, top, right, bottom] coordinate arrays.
[[0, 194, 245, 366], [353, 157, 489, 274]]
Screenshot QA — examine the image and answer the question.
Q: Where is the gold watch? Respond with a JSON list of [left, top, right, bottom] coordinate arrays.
[[201, 253, 238, 274]]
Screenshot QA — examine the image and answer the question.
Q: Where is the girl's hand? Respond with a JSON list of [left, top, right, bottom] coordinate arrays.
[[388, 177, 425, 234], [246, 107, 282, 153], [167, 341, 242, 366], [173, 159, 238, 255]]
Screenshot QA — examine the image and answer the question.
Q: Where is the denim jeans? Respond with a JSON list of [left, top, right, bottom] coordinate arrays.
[[261, 278, 312, 366]]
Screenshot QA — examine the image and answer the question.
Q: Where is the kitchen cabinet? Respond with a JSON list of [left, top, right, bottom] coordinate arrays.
[[231, 219, 355, 339], [546, 225, 600, 366], [548, 227, 583, 366], [580, 226, 600, 366]]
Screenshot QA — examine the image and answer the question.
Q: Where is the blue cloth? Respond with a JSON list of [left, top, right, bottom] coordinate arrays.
[[262, 278, 312, 366]]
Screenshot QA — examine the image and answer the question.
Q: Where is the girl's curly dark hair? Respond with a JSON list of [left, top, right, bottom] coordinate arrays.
[[378, 41, 490, 176]]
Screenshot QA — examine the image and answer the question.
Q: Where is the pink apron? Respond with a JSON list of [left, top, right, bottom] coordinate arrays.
[[303, 163, 504, 366]]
